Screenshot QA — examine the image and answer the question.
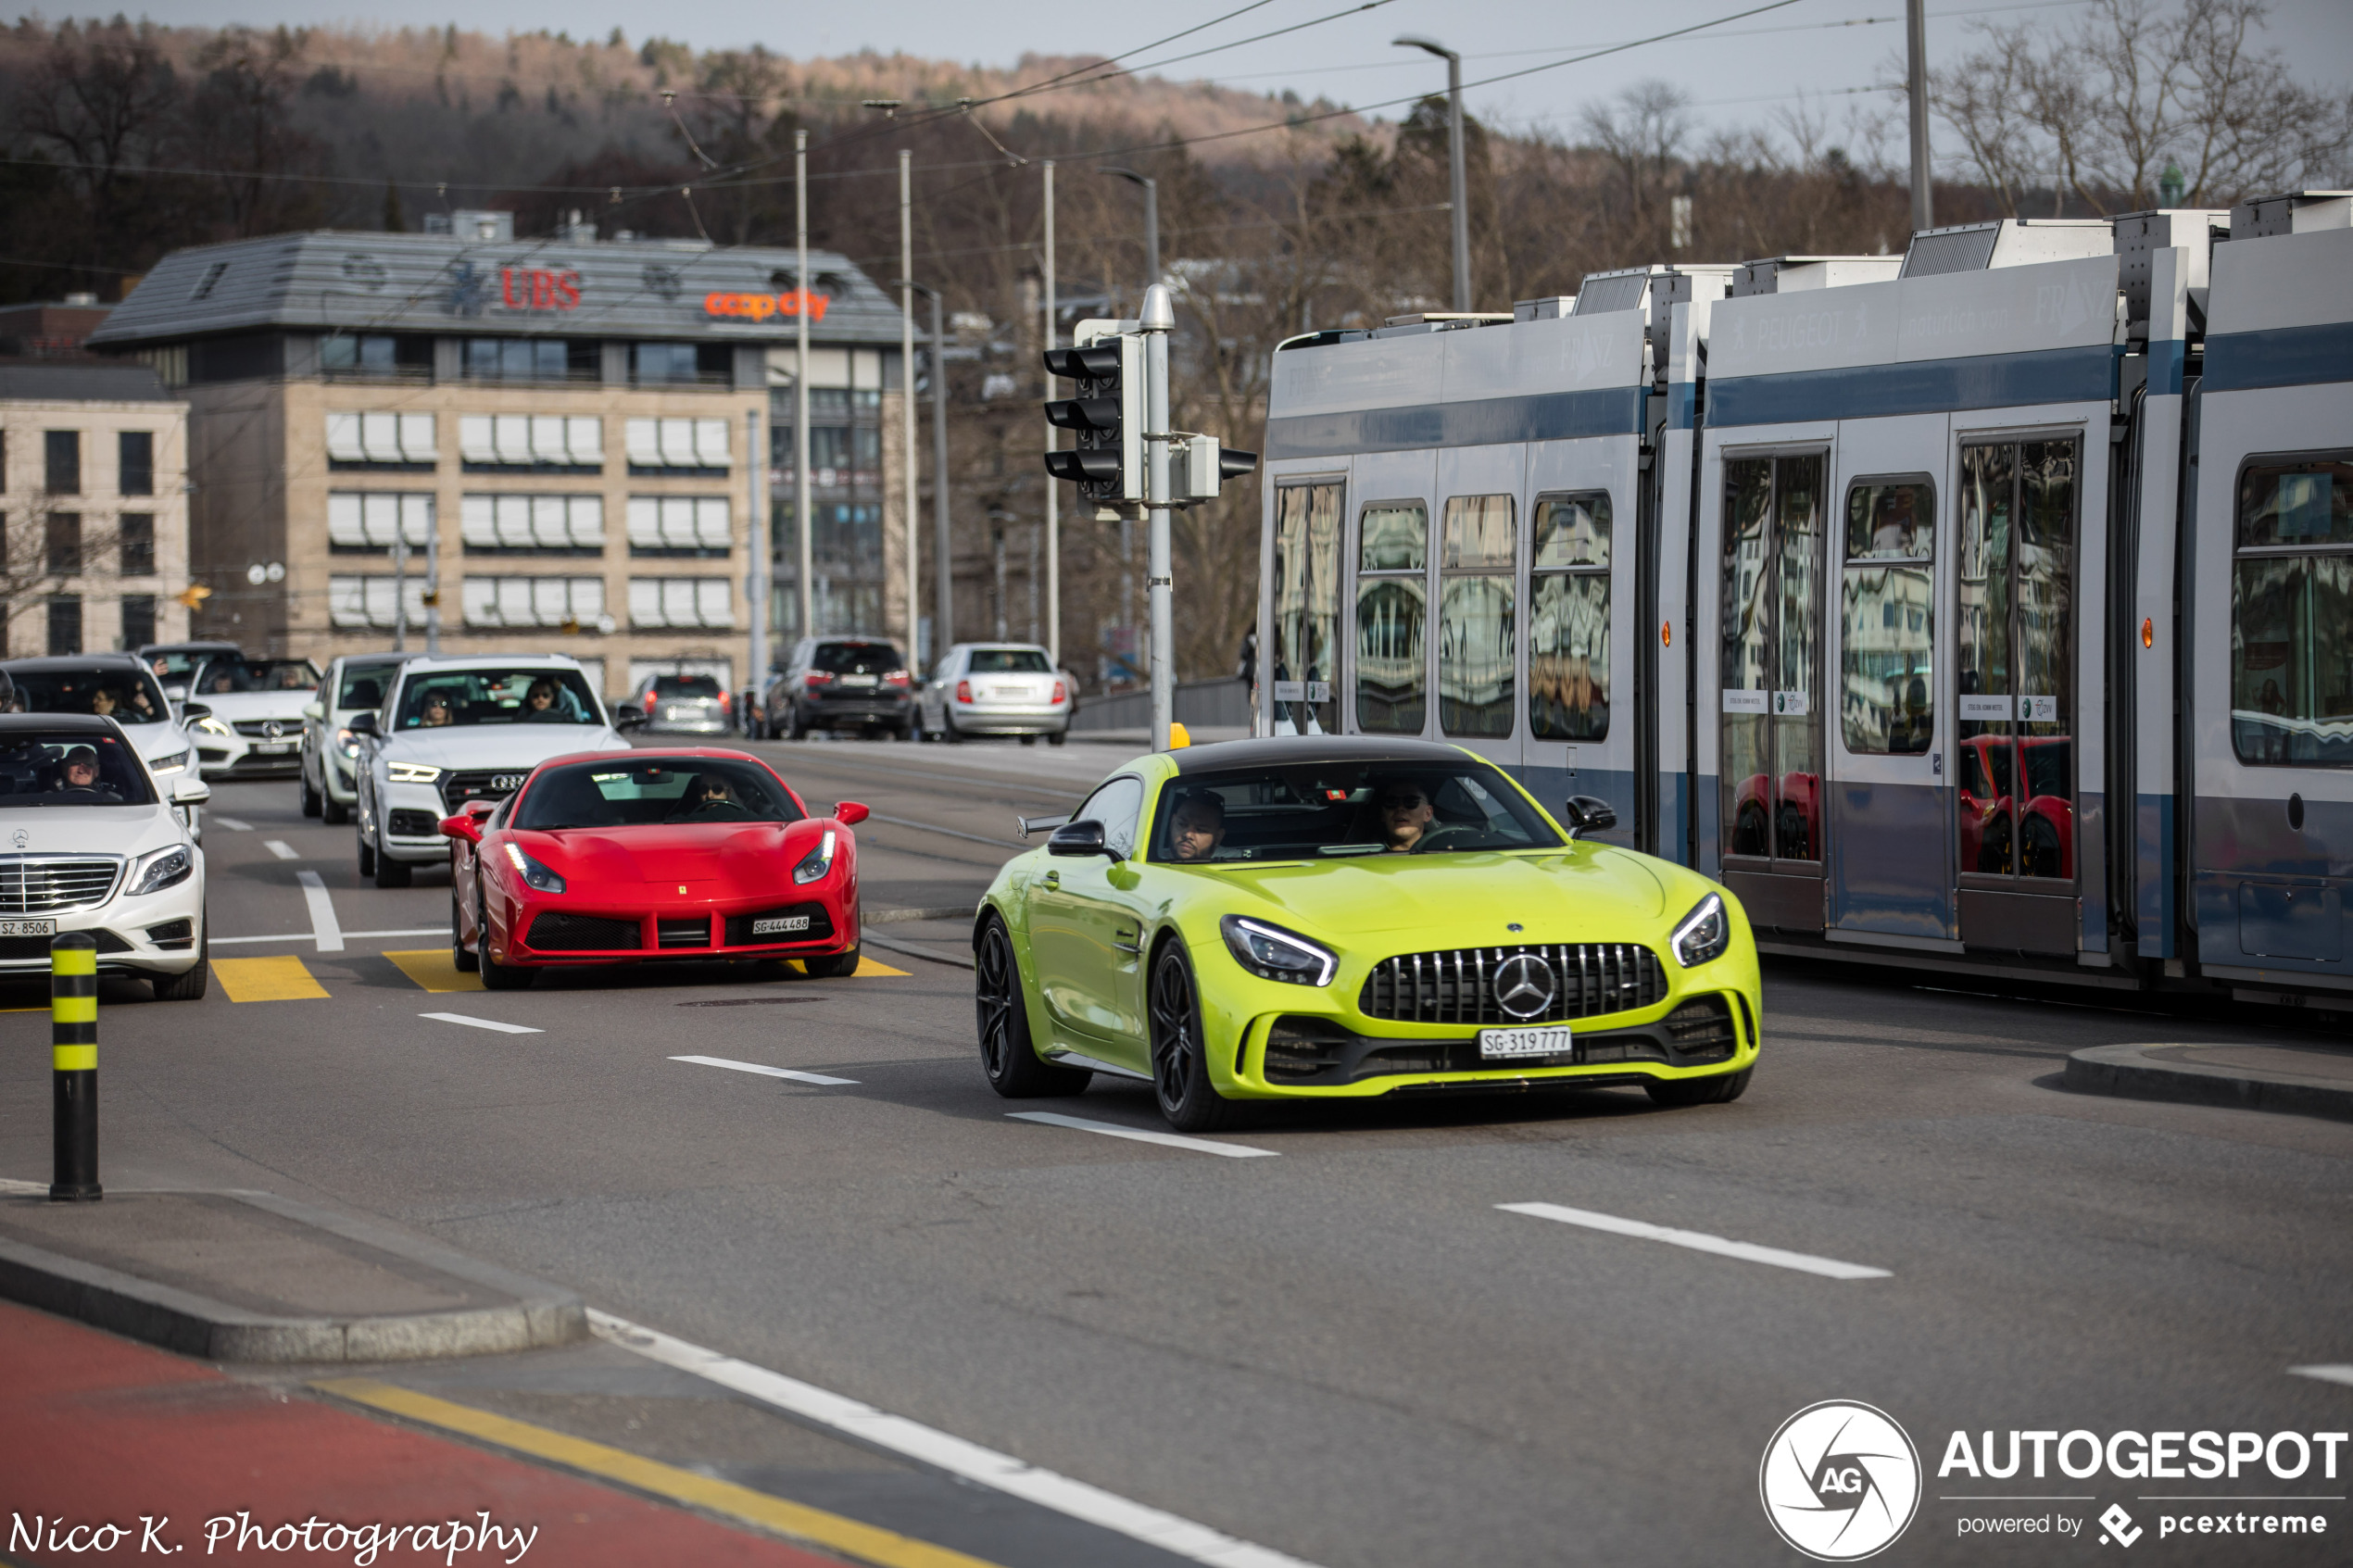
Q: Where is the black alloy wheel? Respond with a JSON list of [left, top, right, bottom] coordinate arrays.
[[974, 915, 1088, 1098], [1149, 942, 1249, 1133]]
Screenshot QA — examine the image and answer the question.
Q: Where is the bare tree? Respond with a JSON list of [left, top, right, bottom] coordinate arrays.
[[1579, 81, 1694, 221]]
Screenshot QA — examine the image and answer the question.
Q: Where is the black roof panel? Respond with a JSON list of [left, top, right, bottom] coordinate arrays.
[[1171, 734, 1478, 774]]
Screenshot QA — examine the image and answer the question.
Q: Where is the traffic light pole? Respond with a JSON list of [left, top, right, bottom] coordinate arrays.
[[1140, 283, 1175, 752]]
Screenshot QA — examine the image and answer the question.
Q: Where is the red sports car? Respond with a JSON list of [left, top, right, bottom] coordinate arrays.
[[441, 748, 868, 990]]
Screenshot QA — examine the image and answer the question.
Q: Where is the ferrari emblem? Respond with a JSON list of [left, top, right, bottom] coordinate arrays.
[[678, 884, 687, 895]]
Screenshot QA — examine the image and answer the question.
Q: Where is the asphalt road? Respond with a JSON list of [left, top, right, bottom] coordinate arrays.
[[3, 736, 2349, 1567]]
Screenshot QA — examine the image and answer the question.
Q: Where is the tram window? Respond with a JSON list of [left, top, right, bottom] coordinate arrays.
[[1530, 492, 1610, 741], [1439, 495, 1515, 737], [1356, 500, 1428, 734], [1272, 482, 1343, 736], [2232, 456, 2353, 767], [1841, 479, 1934, 755]]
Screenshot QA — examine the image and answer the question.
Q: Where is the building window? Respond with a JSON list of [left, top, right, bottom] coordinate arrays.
[[628, 577, 733, 629], [1841, 478, 1935, 755], [458, 414, 603, 472], [1529, 492, 1611, 741], [625, 418, 730, 475], [44, 431, 79, 495], [461, 495, 605, 555], [631, 342, 730, 385], [47, 595, 81, 655], [327, 493, 434, 554], [120, 513, 155, 575], [460, 576, 605, 629], [1355, 500, 1428, 734], [119, 431, 154, 495], [626, 496, 730, 558], [327, 576, 429, 629], [321, 333, 433, 380], [45, 511, 80, 574], [462, 338, 597, 383], [325, 411, 436, 470], [2232, 452, 2353, 766], [120, 594, 157, 649]]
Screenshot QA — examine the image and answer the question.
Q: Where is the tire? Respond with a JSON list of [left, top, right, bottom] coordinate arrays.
[[1644, 1067, 1752, 1108], [941, 716, 963, 745], [1047, 732, 1066, 746], [478, 897, 535, 990], [301, 771, 322, 818], [357, 832, 375, 877], [451, 889, 479, 972], [323, 790, 349, 825], [1019, 734, 1037, 746], [895, 718, 915, 742], [1149, 941, 1250, 1133], [803, 943, 862, 979], [150, 916, 209, 1001], [974, 915, 1089, 1098], [372, 838, 413, 888]]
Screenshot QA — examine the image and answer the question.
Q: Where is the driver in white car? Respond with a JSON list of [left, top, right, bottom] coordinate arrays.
[[54, 746, 104, 793]]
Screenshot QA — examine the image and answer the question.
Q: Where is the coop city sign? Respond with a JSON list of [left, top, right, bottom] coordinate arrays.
[[703, 290, 830, 322]]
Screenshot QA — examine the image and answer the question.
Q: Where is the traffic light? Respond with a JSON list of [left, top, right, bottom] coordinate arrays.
[[1176, 434, 1259, 502], [1042, 326, 1142, 503]]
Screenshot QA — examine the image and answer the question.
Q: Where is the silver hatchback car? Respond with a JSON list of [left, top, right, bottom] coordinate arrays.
[[627, 672, 735, 735]]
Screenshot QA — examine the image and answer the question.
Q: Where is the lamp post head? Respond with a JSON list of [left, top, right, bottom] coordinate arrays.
[[1102, 167, 1157, 192], [1393, 33, 1458, 62], [861, 98, 903, 117]]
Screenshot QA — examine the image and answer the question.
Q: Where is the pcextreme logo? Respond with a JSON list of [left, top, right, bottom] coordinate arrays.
[[1761, 1400, 1923, 1561]]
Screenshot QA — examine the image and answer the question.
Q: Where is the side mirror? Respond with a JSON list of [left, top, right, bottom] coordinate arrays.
[[1563, 795, 1618, 839], [171, 775, 211, 804], [438, 810, 484, 844], [833, 800, 871, 827], [616, 704, 645, 731], [302, 701, 324, 721], [1047, 819, 1109, 858], [180, 701, 212, 722], [346, 711, 379, 738]]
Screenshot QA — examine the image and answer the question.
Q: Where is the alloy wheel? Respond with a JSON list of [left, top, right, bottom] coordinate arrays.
[[1151, 953, 1198, 1112], [975, 923, 1015, 1079]]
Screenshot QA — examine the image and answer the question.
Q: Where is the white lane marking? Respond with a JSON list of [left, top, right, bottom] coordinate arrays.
[[263, 839, 299, 860], [212, 927, 446, 947], [0, 1177, 45, 1195], [2290, 1365, 2353, 1389], [588, 1311, 1326, 1568], [213, 817, 254, 831], [1498, 1201, 1891, 1280], [421, 1011, 542, 1035], [671, 1054, 859, 1086], [294, 869, 344, 953], [1007, 1110, 1277, 1159]]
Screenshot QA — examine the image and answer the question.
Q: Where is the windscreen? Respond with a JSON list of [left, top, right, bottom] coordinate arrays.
[[1146, 759, 1564, 863], [813, 642, 904, 675], [145, 648, 234, 681], [650, 675, 723, 697], [8, 668, 173, 726], [193, 658, 321, 695], [394, 667, 603, 729], [336, 663, 403, 709], [0, 734, 157, 807], [967, 648, 1051, 674], [512, 757, 804, 830]]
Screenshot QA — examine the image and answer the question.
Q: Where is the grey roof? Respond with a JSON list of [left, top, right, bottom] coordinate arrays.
[[0, 362, 175, 402], [89, 230, 908, 349]]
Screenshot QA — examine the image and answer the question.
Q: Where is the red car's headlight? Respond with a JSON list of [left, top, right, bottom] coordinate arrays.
[[502, 841, 567, 894]]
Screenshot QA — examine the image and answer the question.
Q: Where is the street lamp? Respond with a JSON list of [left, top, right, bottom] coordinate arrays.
[[1395, 34, 1469, 313], [1101, 167, 1161, 301], [897, 279, 953, 657]]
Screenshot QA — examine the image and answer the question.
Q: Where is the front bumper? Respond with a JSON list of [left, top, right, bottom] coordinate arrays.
[[495, 892, 859, 968], [196, 726, 305, 777], [0, 873, 206, 979]]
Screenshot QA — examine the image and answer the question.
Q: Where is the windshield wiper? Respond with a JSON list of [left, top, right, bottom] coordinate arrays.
[[1318, 843, 1386, 857]]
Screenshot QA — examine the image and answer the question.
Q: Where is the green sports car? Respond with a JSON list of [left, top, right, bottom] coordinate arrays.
[[973, 735, 1760, 1131]]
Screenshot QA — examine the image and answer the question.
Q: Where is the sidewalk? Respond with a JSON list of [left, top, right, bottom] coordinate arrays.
[[2064, 1039, 2353, 1122]]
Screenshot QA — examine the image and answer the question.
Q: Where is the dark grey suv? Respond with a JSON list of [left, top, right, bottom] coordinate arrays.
[[765, 637, 914, 740]]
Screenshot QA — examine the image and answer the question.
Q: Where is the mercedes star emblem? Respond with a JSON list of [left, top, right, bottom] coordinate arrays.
[[1492, 953, 1556, 1021], [10, 829, 26, 848]]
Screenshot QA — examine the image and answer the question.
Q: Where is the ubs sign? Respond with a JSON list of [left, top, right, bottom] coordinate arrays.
[[501, 267, 582, 310]]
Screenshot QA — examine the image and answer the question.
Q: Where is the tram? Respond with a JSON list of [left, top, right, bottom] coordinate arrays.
[[1254, 191, 2351, 1005]]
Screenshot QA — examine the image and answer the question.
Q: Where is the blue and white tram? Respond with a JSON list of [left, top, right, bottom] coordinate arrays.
[[1252, 192, 2351, 1005]]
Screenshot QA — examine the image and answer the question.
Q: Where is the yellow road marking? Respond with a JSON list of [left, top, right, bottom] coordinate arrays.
[[383, 948, 484, 994], [854, 956, 910, 977], [211, 956, 330, 1002], [311, 1379, 1007, 1568]]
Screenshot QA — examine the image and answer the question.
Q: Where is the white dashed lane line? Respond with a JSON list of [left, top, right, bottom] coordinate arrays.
[[264, 839, 299, 860], [212, 816, 254, 831], [671, 1054, 859, 1085], [294, 869, 344, 953], [2290, 1366, 2353, 1388], [1006, 1110, 1278, 1159], [1498, 1201, 1891, 1280], [421, 1011, 543, 1035]]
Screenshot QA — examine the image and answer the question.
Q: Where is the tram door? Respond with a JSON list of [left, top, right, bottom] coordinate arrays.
[[1718, 451, 1829, 932], [1954, 436, 2081, 953]]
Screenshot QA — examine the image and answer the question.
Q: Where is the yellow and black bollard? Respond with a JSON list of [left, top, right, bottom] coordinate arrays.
[[49, 933, 99, 1202]]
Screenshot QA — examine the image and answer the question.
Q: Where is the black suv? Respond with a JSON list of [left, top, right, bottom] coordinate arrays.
[[764, 637, 914, 740]]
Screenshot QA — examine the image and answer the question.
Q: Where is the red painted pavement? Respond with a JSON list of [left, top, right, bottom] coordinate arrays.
[[0, 1298, 842, 1564]]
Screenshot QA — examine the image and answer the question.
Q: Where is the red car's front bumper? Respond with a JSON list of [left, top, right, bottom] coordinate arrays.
[[496, 888, 859, 966]]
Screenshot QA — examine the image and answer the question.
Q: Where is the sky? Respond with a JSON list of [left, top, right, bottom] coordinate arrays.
[[93, 0, 2353, 173]]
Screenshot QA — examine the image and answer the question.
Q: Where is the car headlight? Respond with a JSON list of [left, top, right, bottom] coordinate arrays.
[[148, 749, 190, 774], [1671, 893, 1730, 968], [501, 841, 566, 894], [128, 845, 194, 896], [387, 761, 444, 784], [793, 828, 838, 885], [192, 715, 233, 738], [1219, 915, 1336, 986]]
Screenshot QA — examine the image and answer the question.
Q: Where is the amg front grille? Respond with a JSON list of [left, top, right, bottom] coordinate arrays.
[[657, 916, 711, 948], [1358, 943, 1666, 1025], [0, 856, 122, 916], [440, 770, 531, 811], [526, 912, 642, 951]]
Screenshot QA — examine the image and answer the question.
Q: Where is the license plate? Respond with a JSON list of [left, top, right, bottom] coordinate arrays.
[[1478, 1024, 1575, 1060], [990, 685, 1027, 699], [252, 742, 292, 755], [752, 915, 812, 935], [839, 674, 877, 687], [0, 919, 57, 937]]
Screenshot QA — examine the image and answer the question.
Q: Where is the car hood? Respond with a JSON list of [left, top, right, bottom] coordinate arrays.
[[120, 724, 195, 760], [376, 725, 628, 770], [1196, 847, 1671, 942], [0, 803, 189, 857], [191, 692, 311, 722], [517, 819, 835, 891]]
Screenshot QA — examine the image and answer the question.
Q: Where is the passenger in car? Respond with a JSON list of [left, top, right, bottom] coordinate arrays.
[[419, 695, 455, 727]]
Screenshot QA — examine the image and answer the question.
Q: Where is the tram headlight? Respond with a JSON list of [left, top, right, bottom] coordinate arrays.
[[1670, 893, 1730, 969]]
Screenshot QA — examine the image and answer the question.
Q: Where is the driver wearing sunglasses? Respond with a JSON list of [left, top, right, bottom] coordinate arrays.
[[1373, 779, 1436, 851]]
